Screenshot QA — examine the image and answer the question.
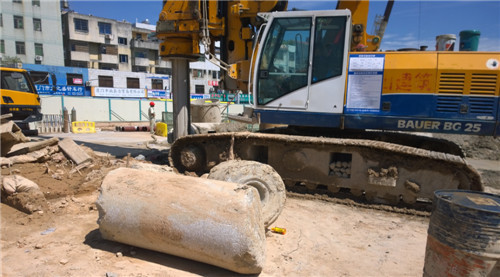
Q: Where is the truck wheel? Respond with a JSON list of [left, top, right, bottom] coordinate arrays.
[[208, 160, 286, 228]]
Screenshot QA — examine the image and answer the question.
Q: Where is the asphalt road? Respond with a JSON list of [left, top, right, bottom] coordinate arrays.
[[37, 131, 170, 158]]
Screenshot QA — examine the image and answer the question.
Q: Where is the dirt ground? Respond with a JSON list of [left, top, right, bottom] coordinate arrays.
[[1, 132, 499, 276]]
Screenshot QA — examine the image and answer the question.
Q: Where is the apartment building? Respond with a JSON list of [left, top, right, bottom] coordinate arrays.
[[62, 12, 129, 71], [61, 12, 175, 75], [0, 0, 64, 65], [130, 21, 170, 75]]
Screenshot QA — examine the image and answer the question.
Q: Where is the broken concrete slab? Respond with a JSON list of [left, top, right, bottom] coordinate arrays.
[[58, 138, 92, 165]]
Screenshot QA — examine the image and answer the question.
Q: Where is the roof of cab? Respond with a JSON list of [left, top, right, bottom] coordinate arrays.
[[0, 67, 27, 73]]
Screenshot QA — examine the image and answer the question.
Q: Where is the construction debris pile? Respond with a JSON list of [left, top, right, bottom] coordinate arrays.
[[1, 115, 170, 213]]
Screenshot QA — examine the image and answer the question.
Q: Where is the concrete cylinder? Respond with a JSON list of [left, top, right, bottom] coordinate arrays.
[[71, 107, 76, 123], [96, 168, 266, 274], [191, 99, 221, 123], [63, 108, 69, 133]]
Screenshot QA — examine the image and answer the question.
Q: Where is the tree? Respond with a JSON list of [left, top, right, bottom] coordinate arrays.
[[1, 56, 22, 67]]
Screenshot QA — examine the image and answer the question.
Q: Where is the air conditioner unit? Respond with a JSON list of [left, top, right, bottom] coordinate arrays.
[[35, 55, 43, 62], [105, 34, 113, 40]]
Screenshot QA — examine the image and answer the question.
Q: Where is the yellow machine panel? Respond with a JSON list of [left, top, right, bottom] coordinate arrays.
[[381, 52, 438, 94], [351, 52, 500, 96], [437, 52, 500, 96]]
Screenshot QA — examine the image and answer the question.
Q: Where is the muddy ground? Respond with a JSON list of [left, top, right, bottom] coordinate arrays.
[[1, 133, 499, 276]]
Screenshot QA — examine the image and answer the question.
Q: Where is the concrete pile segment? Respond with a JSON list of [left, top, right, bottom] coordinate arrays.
[[96, 168, 266, 274]]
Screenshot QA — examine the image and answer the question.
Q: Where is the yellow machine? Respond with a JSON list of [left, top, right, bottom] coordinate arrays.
[[1, 67, 42, 123], [159, 1, 499, 206], [157, 0, 288, 91]]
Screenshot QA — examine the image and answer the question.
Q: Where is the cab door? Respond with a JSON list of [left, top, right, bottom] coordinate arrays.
[[254, 10, 351, 114], [308, 15, 350, 114]]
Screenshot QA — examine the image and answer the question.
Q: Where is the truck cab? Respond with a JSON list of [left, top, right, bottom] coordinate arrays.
[[1, 67, 42, 122]]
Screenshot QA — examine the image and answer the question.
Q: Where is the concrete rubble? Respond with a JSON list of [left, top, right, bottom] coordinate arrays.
[[1, 120, 99, 214]]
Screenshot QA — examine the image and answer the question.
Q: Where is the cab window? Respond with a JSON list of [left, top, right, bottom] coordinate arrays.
[[312, 16, 347, 83], [257, 17, 311, 105], [1, 71, 34, 93]]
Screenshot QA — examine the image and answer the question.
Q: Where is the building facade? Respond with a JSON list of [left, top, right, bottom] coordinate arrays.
[[0, 0, 64, 65], [1, 4, 221, 95], [61, 12, 221, 94]]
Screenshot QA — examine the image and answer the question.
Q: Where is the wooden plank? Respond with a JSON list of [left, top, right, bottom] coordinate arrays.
[[58, 138, 92, 165], [1, 113, 13, 123], [1, 121, 29, 156], [7, 137, 59, 157]]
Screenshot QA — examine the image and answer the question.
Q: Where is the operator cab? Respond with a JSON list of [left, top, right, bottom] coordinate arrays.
[[253, 10, 351, 115]]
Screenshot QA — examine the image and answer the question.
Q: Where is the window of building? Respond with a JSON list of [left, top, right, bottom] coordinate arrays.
[[135, 33, 142, 40], [119, 54, 128, 63], [14, 16, 23, 29], [152, 79, 163, 89], [127, 77, 140, 88], [135, 51, 146, 58], [212, 70, 218, 79], [192, 69, 204, 78], [0, 14, 3, 27], [98, 76, 113, 87], [98, 22, 112, 35], [195, 85, 205, 94], [118, 37, 127, 45], [15, 41, 25, 55], [67, 74, 83, 86], [29, 71, 49, 84], [156, 68, 171, 75], [13, 0, 22, 3], [71, 61, 88, 68], [33, 18, 42, 31], [32, 0, 40, 6], [74, 18, 88, 33], [0, 40, 4, 54], [34, 43, 43, 56], [71, 42, 89, 52]]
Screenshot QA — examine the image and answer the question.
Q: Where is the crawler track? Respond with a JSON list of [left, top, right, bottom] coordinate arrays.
[[169, 132, 483, 207]]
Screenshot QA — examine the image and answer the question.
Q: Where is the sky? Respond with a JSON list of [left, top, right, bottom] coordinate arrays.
[[67, 0, 500, 51]]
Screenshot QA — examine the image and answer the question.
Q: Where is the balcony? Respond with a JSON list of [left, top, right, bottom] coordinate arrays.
[[156, 59, 171, 68], [132, 39, 158, 50], [99, 54, 118, 64], [70, 51, 90, 61], [134, 57, 150, 67]]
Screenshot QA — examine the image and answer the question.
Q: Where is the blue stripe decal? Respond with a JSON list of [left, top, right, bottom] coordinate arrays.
[[346, 94, 499, 120], [257, 110, 343, 128], [256, 93, 499, 136]]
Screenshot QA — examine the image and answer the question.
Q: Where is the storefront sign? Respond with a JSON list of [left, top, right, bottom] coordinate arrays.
[[92, 87, 146, 98], [35, 84, 85, 96]]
